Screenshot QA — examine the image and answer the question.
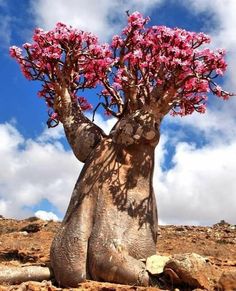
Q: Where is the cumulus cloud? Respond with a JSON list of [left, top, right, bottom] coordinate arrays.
[[174, 0, 236, 139], [0, 12, 12, 48], [0, 115, 115, 220], [30, 0, 163, 41], [150, 0, 236, 226], [0, 122, 82, 219], [166, 101, 236, 145], [35, 210, 59, 221], [155, 138, 236, 225], [180, 0, 236, 90], [1, 1, 235, 226], [1, 116, 235, 225]]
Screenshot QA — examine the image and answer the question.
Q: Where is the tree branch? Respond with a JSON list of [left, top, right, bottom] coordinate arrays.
[[54, 86, 106, 162]]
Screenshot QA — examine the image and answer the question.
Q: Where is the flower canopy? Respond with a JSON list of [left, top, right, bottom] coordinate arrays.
[[10, 12, 232, 126]]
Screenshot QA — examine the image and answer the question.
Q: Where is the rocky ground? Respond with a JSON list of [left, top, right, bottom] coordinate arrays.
[[0, 216, 235, 290]]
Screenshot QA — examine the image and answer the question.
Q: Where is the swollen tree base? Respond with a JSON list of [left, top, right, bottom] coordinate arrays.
[[50, 109, 161, 287]]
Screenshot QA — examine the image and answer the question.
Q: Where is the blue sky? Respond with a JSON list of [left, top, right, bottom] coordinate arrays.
[[0, 0, 236, 225]]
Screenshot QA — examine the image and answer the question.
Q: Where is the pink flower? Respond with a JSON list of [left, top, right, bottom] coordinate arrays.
[[10, 11, 232, 122], [50, 112, 58, 119], [78, 96, 92, 111], [133, 49, 143, 58], [215, 68, 223, 75], [9, 46, 22, 58], [23, 43, 32, 49], [111, 35, 123, 48], [21, 67, 32, 80], [128, 11, 148, 28]]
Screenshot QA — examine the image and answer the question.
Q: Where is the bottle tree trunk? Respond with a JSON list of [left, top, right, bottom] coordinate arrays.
[[50, 90, 162, 287], [10, 15, 231, 287]]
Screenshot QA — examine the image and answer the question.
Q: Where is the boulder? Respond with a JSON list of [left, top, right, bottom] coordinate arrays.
[[20, 223, 42, 233], [163, 253, 211, 289], [146, 255, 170, 275]]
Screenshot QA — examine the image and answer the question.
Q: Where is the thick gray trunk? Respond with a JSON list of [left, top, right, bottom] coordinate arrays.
[[50, 109, 161, 287]]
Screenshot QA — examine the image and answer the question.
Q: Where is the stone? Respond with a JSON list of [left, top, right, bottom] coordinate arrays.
[[19, 231, 28, 236], [175, 226, 186, 232], [218, 271, 236, 291], [164, 253, 211, 289], [20, 223, 42, 233], [7, 280, 57, 291], [26, 216, 40, 222], [146, 255, 170, 275]]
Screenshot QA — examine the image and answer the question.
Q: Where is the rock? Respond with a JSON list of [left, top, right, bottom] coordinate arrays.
[[175, 226, 186, 232], [164, 253, 211, 289], [26, 216, 40, 222], [6, 280, 57, 291], [146, 255, 170, 275], [213, 220, 231, 228], [18, 231, 28, 236], [20, 223, 41, 233], [218, 271, 236, 291]]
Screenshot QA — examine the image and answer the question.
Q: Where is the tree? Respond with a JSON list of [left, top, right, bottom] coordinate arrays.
[[10, 11, 232, 287]]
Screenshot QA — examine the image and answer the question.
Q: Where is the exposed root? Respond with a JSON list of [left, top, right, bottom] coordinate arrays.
[[0, 266, 53, 285]]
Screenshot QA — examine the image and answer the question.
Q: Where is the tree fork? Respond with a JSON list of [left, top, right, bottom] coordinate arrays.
[[54, 87, 106, 162]]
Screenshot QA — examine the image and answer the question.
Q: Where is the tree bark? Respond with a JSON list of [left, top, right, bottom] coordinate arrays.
[[0, 266, 52, 285], [53, 87, 106, 162], [50, 108, 161, 287]]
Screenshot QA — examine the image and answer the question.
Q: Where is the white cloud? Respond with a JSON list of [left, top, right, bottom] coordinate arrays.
[[0, 115, 115, 220], [165, 100, 236, 145], [152, 0, 236, 226], [2, 1, 236, 226], [155, 138, 236, 226], [35, 210, 59, 221], [172, 0, 236, 143], [0, 122, 82, 219], [0, 14, 11, 47], [87, 113, 116, 134], [1, 115, 236, 225], [30, 0, 163, 41], [180, 0, 236, 90], [36, 124, 65, 143]]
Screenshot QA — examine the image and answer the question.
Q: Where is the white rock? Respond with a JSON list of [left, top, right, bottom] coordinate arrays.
[[146, 255, 170, 275]]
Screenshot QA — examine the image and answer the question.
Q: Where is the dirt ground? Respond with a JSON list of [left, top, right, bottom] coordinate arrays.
[[0, 216, 235, 290]]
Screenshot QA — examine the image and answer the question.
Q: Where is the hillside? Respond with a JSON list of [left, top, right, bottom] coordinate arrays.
[[0, 216, 235, 290]]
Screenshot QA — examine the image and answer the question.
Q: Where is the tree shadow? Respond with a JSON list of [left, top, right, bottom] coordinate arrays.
[[64, 138, 157, 241]]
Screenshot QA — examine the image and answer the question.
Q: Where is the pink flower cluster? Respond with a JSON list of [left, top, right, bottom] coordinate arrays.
[[108, 12, 232, 116], [9, 22, 113, 120], [10, 11, 232, 121]]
